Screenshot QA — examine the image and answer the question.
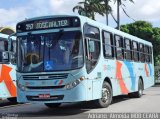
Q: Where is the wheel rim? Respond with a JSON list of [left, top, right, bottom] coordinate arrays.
[[101, 87, 110, 103]]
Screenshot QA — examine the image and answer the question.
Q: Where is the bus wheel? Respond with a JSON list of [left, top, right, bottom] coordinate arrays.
[[94, 81, 112, 108], [7, 97, 17, 103], [45, 103, 61, 108], [129, 79, 143, 98], [134, 79, 143, 98]]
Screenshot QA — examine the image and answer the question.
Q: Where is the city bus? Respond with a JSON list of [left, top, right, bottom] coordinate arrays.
[[14, 15, 154, 108], [0, 33, 17, 102]]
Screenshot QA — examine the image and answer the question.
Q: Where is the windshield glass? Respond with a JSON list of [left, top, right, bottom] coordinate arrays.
[[17, 30, 84, 72]]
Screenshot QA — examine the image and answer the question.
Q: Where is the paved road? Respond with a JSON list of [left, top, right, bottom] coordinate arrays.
[[0, 86, 160, 119]]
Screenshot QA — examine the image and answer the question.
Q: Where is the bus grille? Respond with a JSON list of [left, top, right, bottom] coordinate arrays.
[[22, 73, 68, 80], [26, 85, 65, 90]]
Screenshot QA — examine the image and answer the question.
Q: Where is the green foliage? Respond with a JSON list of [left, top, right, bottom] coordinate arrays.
[[73, 0, 111, 20], [120, 21, 160, 65]]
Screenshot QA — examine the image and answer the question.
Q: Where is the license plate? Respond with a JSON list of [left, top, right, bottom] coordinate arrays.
[[39, 94, 50, 99]]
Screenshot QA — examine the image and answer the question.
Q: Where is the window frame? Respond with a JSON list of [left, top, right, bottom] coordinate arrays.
[[102, 30, 115, 59], [124, 38, 132, 61], [139, 43, 145, 63], [114, 34, 124, 60], [132, 40, 139, 62], [83, 23, 101, 73]]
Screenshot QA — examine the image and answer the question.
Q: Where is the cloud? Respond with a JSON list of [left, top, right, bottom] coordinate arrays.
[[0, 0, 160, 30], [118, 0, 160, 25], [0, 7, 27, 29], [49, 0, 81, 14]]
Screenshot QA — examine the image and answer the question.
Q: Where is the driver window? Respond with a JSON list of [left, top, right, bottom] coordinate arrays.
[[84, 24, 100, 73]]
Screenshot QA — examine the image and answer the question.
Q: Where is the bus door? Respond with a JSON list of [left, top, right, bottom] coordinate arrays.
[[84, 24, 102, 100]]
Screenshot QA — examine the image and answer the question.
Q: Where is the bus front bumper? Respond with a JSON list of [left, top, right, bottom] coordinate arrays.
[[17, 82, 87, 103]]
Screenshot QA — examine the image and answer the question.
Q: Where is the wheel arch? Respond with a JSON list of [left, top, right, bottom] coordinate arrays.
[[104, 77, 112, 89]]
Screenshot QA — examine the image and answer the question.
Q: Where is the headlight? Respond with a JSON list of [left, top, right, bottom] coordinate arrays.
[[16, 79, 26, 91], [65, 76, 85, 90]]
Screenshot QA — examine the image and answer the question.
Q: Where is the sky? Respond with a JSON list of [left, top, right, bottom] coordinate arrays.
[[0, 0, 160, 30]]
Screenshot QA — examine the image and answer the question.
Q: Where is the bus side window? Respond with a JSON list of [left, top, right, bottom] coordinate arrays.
[[149, 47, 152, 63], [102, 31, 114, 58], [124, 38, 132, 60], [0, 38, 8, 63], [139, 43, 145, 62], [144, 45, 150, 63], [132, 41, 139, 62], [114, 35, 124, 60]]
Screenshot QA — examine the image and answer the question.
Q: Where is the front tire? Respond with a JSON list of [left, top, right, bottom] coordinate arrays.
[[93, 81, 112, 108], [45, 103, 61, 108]]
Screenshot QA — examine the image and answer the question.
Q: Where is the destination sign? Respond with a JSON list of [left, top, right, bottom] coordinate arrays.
[[16, 17, 80, 32]]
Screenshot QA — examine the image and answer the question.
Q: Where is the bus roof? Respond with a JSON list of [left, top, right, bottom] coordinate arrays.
[[18, 14, 152, 46]]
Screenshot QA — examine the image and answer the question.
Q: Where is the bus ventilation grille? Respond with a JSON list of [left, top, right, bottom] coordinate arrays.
[[22, 73, 68, 80]]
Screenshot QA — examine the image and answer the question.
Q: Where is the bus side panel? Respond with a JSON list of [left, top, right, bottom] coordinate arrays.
[[142, 63, 155, 89], [0, 64, 16, 99], [103, 59, 122, 96]]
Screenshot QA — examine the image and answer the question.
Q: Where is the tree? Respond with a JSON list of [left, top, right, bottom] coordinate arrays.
[[113, 0, 134, 30], [73, 0, 111, 20]]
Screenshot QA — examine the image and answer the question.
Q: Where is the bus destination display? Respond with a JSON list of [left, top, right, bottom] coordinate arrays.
[[17, 17, 80, 32]]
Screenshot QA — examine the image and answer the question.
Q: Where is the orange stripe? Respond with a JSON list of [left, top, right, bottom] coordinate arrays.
[[0, 64, 16, 97], [144, 64, 149, 77], [116, 61, 129, 94]]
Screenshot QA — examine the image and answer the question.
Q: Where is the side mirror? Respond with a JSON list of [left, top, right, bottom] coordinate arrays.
[[0, 51, 9, 63]]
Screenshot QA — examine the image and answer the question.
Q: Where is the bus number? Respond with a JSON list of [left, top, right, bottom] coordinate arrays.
[[26, 24, 34, 30]]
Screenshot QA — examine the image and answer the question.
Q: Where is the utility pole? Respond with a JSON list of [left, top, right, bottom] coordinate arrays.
[[117, 0, 120, 30]]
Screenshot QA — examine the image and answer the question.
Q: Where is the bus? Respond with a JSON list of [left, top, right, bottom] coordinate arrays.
[[14, 15, 154, 108], [0, 33, 16, 102]]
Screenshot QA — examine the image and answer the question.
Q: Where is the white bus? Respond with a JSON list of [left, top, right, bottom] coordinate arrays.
[[0, 33, 16, 102], [14, 15, 154, 108]]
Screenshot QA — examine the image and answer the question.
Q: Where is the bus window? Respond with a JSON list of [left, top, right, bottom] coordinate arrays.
[[149, 47, 152, 63], [132, 41, 139, 61], [84, 24, 100, 73], [144, 45, 150, 63], [102, 31, 114, 58], [124, 38, 132, 60], [0, 38, 8, 63], [115, 35, 124, 60], [139, 43, 145, 62]]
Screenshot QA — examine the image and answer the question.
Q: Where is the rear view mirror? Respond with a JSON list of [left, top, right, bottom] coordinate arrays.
[[0, 51, 9, 63]]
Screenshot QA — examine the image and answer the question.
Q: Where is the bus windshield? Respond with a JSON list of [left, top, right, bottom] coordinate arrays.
[[17, 30, 84, 72]]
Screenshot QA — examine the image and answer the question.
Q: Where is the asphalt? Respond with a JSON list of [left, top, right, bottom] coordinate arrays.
[[0, 86, 160, 119]]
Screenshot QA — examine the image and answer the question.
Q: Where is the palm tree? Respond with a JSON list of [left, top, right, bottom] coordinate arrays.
[[113, 0, 134, 30], [104, 0, 112, 25], [73, 0, 111, 20]]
